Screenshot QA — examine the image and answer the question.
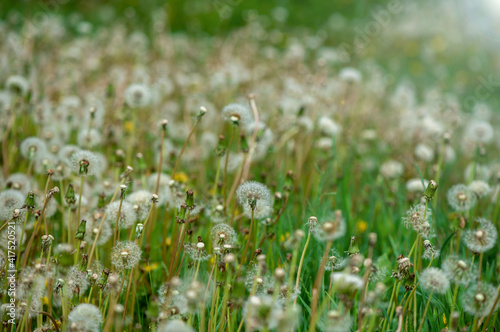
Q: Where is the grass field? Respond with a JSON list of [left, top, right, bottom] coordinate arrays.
[[0, 1, 499, 331]]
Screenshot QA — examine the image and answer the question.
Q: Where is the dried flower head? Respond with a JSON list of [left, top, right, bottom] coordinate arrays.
[[236, 181, 272, 219], [402, 203, 432, 238]]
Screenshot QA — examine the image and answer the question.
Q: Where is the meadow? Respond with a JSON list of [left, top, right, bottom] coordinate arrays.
[[0, 1, 499, 331]]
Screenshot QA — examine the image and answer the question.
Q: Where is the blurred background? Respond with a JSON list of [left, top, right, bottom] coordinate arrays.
[[1, 0, 499, 112]]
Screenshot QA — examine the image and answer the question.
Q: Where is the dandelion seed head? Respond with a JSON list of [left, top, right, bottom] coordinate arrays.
[[71, 150, 100, 176], [463, 218, 497, 253], [68, 304, 103, 332], [111, 241, 141, 270], [126, 190, 154, 222], [222, 103, 252, 127], [211, 223, 237, 247], [236, 181, 272, 219], [465, 120, 494, 144], [106, 201, 135, 229], [20, 137, 47, 160], [441, 255, 476, 286], [158, 319, 194, 332], [125, 84, 151, 108], [0, 189, 25, 221], [419, 267, 449, 294], [461, 283, 498, 317], [6, 173, 31, 195], [468, 180, 491, 198], [6, 75, 29, 96], [447, 184, 477, 211], [380, 160, 404, 179]]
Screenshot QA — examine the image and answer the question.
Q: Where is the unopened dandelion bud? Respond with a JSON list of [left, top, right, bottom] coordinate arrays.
[[423, 180, 438, 202], [24, 191, 35, 210], [135, 223, 144, 239], [185, 189, 195, 209], [176, 204, 187, 224], [284, 170, 294, 192], [75, 219, 87, 240], [97, 268, 110, 288], [136, 153, 147, 173], [198, 106, 207, 119], [79, 254, 88, 271], [346, 236, 360, 256], [97, 192, 106, 208], [240, 133, 249, 153], [216, 135, 226, 157], [65, 184, 76, 205]]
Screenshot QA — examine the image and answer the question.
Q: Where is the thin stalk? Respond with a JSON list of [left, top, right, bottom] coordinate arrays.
[[88, 177, 127, 266], [113, 197, 124, 246], [310, 240, 333, 321], [239, 209, 254, 267], [294, 231, 312, 305], [222, 126, 235, 211], [171, 117, 201, 178], [416, 293, 433, 332]]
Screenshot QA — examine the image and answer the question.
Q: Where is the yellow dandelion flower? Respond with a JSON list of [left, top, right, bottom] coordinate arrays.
[[356, 220, 368, 233], [174, 172, 188, 183]]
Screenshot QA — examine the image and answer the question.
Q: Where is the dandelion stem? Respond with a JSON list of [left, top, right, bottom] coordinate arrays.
[[294, 231, 311, 305], [222, 126, 235, 212], [310, 240, 333, 322], [172, 117, 201, 179], [240, 208, 255, 266], [417, 292, 433, 332]]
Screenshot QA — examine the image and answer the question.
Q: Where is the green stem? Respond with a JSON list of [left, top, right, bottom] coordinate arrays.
[[416, 293, 433, 332]]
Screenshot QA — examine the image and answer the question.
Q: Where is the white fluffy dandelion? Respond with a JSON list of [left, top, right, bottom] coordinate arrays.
[[236, 181, 272, 219], [68, 304, 103, 332], [111, 241, 142, 270]]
